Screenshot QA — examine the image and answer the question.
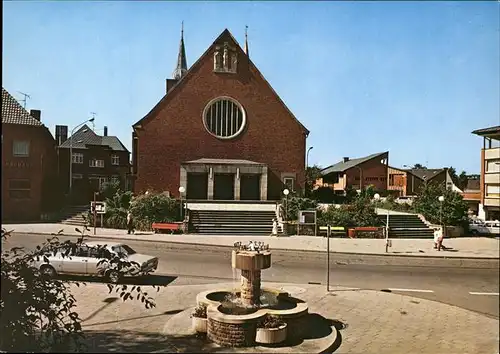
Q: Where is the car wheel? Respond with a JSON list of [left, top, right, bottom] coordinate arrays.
[[471, 230, 478, 236], [40, 265, 56, 278], [106, 270, 121, 284]]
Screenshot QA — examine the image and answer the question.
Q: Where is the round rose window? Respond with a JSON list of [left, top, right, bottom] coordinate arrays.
[[202, 96, 246, 139]]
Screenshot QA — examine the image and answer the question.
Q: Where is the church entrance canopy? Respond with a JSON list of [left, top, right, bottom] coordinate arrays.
[[180, 158, 268, 201]]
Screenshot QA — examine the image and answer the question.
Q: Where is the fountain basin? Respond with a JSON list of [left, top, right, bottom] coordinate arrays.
[[231, 250, 271, 271], [197, 287, 309, 347]]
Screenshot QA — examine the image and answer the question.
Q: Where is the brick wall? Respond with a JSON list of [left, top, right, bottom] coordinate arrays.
[[134, 32, 307, 200], [2, 123, 57, 221], [207, 318, 257, 347]]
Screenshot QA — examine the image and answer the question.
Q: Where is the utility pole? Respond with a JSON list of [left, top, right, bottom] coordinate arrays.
[[17, 92, 31, 109]]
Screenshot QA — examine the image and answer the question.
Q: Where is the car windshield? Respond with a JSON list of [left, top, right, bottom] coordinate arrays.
[[119, 245, 137, 255]]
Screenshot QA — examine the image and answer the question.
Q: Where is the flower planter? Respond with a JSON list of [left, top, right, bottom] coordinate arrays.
[[192, 316, 207, 333], [255, 323, 287, 344]]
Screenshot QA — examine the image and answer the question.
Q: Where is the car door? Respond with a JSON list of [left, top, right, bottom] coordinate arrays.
[[60, 246, 89, 275], [85, 246, 107, 276]]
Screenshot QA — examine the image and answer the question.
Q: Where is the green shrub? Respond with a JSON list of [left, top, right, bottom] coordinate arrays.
[[103, 190, 133, 229], [282, 193, 317, 221], [318, 193, 382, 228], [129, 192, 181, 230]]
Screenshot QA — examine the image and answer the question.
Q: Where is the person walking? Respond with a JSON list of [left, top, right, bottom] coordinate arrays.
[[126, 211, 134, 235]]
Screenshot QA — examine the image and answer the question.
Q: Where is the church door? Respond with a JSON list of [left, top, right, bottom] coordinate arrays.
[[187, 173, 208, 200], [240, 174, 261, 200], [214, 173, 235, 200]]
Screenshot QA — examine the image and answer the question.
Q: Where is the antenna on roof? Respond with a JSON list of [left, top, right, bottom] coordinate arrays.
[[90, 112, 97, 131], [17, 91, 31, 109]]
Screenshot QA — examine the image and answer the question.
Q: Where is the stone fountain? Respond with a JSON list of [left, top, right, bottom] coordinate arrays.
[[196, 241, 309, 347]]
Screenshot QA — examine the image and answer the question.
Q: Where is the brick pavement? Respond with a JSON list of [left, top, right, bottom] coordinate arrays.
[[69, 281, 499, 353], [4, 223, 499, 259]]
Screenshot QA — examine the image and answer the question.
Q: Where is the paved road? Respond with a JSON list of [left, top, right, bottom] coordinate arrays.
[[4, 233, 499, 319]]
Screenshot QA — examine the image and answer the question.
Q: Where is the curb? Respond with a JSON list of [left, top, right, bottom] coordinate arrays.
[[11, 231, 500, 269]]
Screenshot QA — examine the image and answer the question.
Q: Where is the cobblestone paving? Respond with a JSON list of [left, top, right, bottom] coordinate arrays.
[[70, 282, 499, 353]]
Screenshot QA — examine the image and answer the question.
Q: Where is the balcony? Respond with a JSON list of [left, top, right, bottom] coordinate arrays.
[[484, 147, 500, 160]]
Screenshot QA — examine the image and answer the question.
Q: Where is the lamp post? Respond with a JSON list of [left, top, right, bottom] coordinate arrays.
[[438, 195, 445, 250], [306, 146, 313, 170], [305, 146, 314, 197], [69, 117, 95, 199], [374, 193, 390, 252], [179, 186, 186, 221], [283, 188, 290, 221]]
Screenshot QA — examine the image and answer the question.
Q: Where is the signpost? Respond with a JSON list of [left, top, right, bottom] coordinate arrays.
[[326, 224, 331, 292], [90, 199, 106, 235], [297, 210, 317, 236]]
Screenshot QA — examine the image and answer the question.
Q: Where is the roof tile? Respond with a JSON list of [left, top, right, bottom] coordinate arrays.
[[1, 87, 43, 126]]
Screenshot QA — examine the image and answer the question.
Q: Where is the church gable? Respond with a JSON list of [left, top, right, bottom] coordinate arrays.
[[134, 28, 309, 136]]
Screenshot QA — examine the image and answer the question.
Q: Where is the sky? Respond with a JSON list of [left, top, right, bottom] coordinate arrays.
[[3, 1, 499, 174]]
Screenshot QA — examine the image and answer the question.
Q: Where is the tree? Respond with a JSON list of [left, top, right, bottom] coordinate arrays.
[[99, 179, 121, 200], [447, 166, 469, 191], [412, 163, 427, 169], [0, 227, 160, 352], [305, 165, 322, 197], [412, 182, 469, 227]]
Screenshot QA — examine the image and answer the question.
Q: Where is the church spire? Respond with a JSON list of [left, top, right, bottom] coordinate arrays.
[[173, 21, 187, 80], [244, 25, 249, 58]]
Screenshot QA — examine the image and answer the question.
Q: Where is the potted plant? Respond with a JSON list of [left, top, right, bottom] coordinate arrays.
[[255, 315, 287, 344], [191, 304, 207, 333]]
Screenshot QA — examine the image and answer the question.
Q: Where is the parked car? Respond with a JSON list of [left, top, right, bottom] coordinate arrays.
[[469, 219, 500, 236], [33, 241, 159, 283]]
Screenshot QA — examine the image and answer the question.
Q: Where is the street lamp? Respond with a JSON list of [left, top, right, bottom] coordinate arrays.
[[179, 186, 186, 221], [438, 195, 445, 250], [69, 117, 95, 198], [283, 188, 290, 221], [306, 146, 313, 170]]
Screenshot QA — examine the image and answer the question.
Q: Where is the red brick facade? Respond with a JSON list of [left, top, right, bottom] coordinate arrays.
[[1, 123, 58, 221], [133, 30, 308, 200]]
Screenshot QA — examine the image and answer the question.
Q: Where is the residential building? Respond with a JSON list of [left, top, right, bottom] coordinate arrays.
[[1, 87, 58, 221], [472, 126, 500, 221], [57, 124, 131, 204], [461, 177, 481, 216], [317, 152, 389, 194], [387, 167, 459, 196], [132, 28, 308, 201]]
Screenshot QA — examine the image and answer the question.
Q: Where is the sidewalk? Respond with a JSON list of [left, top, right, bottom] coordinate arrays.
[[73, 282, 499, 353], [4, 223, 499, 259]]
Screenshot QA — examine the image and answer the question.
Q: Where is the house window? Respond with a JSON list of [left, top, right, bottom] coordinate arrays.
[[13, 141, 30, 157], [203, 97, 246, 139], [89, 159, 104, 168], [98, 177, 107, 188], [9, 179, 31, 199], [111, 175, 120, 184], [111, 155, 120, 165], [283, 177, 295, 191], [486, 159, 500, 173], [72, 153, 84, 164]]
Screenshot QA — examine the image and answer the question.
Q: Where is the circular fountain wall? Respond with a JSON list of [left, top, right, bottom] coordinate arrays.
[[197, 241, 309, 348]]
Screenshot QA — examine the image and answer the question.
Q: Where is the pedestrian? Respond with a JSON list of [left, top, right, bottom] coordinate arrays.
[[271, 218, 278, 236], [434, 226, 444, 251], [126, 211, 134, 235]]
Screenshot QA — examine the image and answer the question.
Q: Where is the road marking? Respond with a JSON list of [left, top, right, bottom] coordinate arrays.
[[469, 292, 499, 296], [388, 288, 434, 293]]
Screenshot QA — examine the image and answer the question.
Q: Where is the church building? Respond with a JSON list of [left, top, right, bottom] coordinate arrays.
[[132, 27, 309, 201]]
